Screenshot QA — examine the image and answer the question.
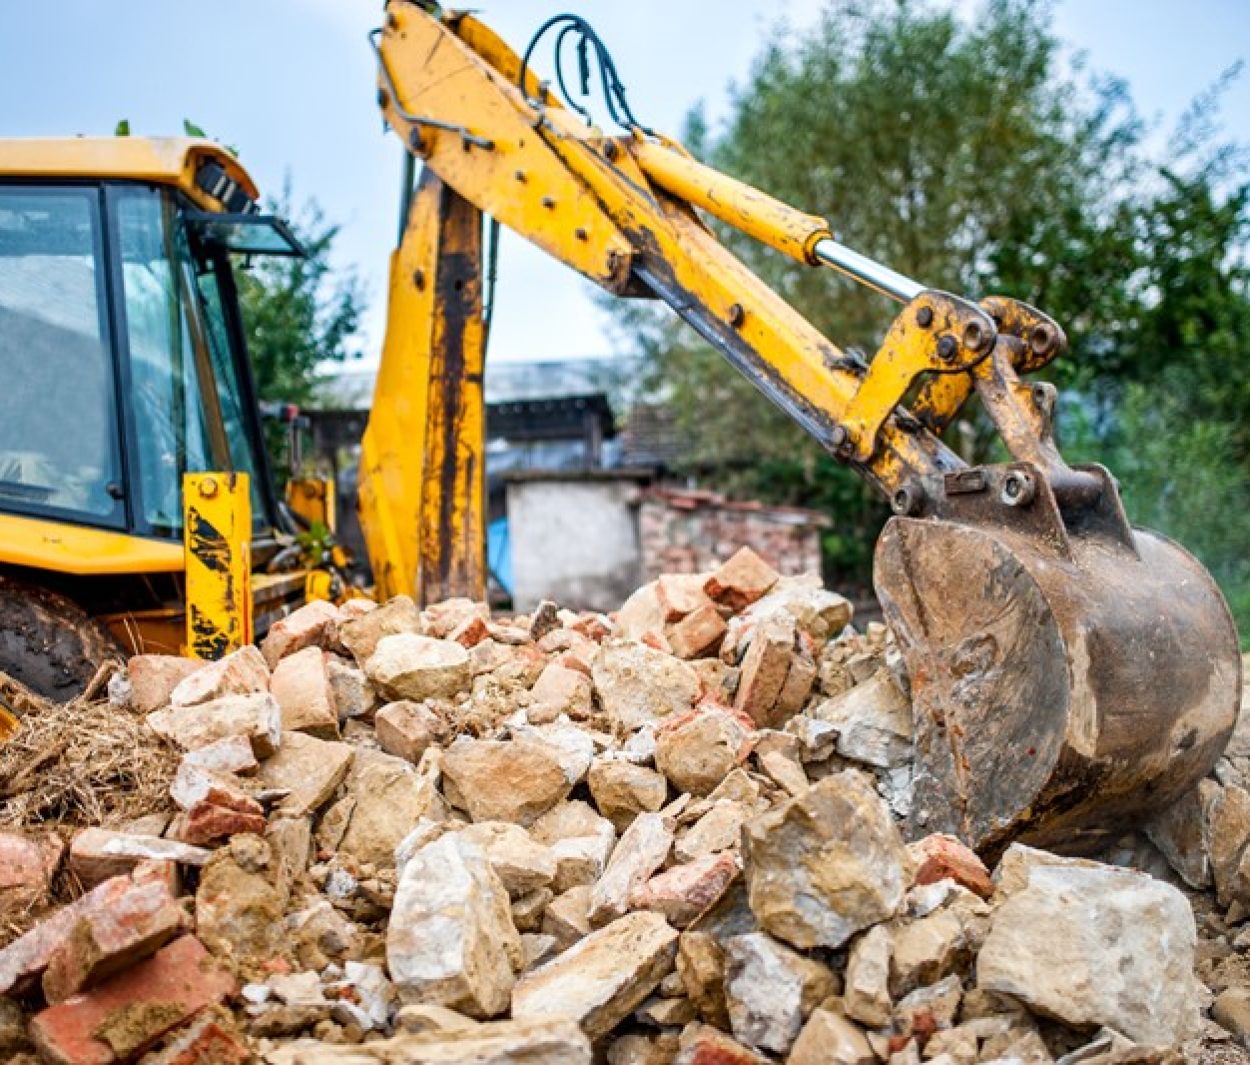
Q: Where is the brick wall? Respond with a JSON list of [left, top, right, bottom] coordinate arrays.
[[639, 487, 827, 580]]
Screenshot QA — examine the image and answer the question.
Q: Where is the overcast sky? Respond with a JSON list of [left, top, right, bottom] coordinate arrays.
[[2, 1, 1247, 368]]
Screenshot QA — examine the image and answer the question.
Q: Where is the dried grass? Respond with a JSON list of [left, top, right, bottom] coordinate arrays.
[[0, 665, 178, 829]]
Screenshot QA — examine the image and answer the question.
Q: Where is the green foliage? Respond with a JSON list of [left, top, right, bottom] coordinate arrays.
[[296, 520, 335, 566], [1064, 382, 1250, 638], [606, 0, 1250, 627], [236, 185, 365, 409], [114, 119, 130, 137]]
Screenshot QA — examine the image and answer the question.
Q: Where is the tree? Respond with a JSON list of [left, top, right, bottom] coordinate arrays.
[[237, 187, 365, 408], [606, 0, 1248, 605]]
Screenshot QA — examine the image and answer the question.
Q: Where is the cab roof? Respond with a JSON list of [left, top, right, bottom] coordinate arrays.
[[0, 137, 260, 212]]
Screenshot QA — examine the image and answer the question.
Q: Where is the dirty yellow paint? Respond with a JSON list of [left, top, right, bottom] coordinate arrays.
[[375, 2, 978, 497], [183, 472, 252, 660], [286, 477, 337, 533], [0, 137, 258, 212], [359, 170, 486, 605]]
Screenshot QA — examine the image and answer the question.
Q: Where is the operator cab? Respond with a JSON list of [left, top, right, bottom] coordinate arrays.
[[0, 139, 301, 545], [0, 138, 307, 670]]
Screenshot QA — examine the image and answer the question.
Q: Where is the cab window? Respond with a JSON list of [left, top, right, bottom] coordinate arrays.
[[0, 186, 123, 523]]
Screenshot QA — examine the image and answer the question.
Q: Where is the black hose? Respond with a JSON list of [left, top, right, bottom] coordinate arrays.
[[517, 13, 654, 135]]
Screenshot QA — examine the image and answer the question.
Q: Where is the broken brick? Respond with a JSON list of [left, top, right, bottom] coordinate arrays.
[[259, 598, 340, 669], [908, 833, 994, 899], [142, 1009, 250, 1064], [703, 547, 780, 614], [668, 604, 729, 660], [733, 614, 797, 727], [375, 700, 448, 763], [69, 829, 208, 890], [269, 646, 340, 739], [125, 655, 203, 715], [169, 645, 270, 708], [173, 802, 267, 848], [30, 935, 236, 1065], [42, 876, 186, 1004], [657, 573, 716, 622], [0, 831, 63, 921]]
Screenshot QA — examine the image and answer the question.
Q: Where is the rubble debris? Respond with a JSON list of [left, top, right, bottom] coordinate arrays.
[[261, 599, 340, 668], [387, 832, 520, 1019], [68, 828, 207, 889], [722, 931, 836, 1053], [269, 646, 340, 739], [977, 844, 1204, 1045], [169, 645, 269, 708], [365, 633, 472, 703], [592, 642, 700, 732], [512, 910, 678, 1039], [123, 655, 203, 716], [30, 935, 234, 1064], [704, 546, 779, 613], [741, 770, 910, 949], [256, 731, 354, 818], [0, 831, 62, 923], [147, 692, 281, 758], [442, 737, 571, 826], [589, 811, 674, 926], [588, 759, 668, 831], [655, 706, 753, 797], [0, 559, 1243, 1062]]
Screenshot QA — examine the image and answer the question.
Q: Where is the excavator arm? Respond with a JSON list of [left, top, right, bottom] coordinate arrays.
[[361, 1, 1241, 853]]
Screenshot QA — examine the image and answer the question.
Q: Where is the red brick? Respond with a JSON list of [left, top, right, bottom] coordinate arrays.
[[908, 833, 993, 899], [30, 936, 236, 1065], [450, 614, 490, 648], [169, 763, 259, 815], [142, 1010, 250, 1064], [568, 614, 611, 641], [172, 803, 267, 848], [259, 598, 340, 669], [656, 573, 714, 621], [0, 865, 168, 997], [733, 616, 796, 727], [423, 597, 489, 639], [630, 852, 740, 927], [679, 1023, 769, 1064], [703, 547, 780, 613], [667, 604, 728, 660], [43, 876, 185, 1004]]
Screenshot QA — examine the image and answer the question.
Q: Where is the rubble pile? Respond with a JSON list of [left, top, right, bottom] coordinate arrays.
[[0, 546, 1246, 1063]]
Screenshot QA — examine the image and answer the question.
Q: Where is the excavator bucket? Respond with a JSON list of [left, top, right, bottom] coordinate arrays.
[[875, 460, 1242, 855]]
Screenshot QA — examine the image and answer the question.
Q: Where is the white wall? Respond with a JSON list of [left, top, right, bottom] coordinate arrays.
[[507, 478, 644, 612]]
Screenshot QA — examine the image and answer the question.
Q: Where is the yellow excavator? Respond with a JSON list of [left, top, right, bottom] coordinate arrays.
[[0, 137, 329, 699], [0, 2, 1240, 853], [359, 1, 1242, 852]]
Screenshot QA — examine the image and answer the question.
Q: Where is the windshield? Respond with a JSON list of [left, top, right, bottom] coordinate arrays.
[[0, 186, 123, 523]]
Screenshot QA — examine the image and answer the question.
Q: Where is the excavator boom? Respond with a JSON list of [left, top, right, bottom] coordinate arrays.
[[362, 1, 1241, 852]]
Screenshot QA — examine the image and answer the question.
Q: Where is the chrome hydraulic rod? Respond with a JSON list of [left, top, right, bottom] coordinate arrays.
[[812, 238, 924, 303]]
